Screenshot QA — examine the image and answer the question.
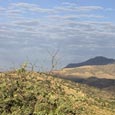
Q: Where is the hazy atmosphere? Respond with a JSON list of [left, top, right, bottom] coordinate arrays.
[[0, 0, 115, 70]]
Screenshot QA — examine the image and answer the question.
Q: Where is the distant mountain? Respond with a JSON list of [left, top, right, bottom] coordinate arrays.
[[53, 56, 115, 91], [65, 56, 115, 68], [53, 64, 115, 91]]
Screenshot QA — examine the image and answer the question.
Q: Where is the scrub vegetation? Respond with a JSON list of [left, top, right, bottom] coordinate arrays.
[[0, 67, 115, 115]]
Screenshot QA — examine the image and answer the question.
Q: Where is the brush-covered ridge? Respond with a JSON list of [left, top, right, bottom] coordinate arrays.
[[0, 71, 115, 115]]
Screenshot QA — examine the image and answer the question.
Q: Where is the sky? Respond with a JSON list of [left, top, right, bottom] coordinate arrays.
[[0, 0, 115, 71]]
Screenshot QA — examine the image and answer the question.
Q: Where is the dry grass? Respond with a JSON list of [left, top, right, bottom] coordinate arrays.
[[54, 64, 115, 79], [0, 70, 115, 115]]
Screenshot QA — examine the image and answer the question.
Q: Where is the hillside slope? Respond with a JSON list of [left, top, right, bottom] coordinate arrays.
[[57, 64, 115, 79], [0, 71, 115, 115], [54, 64, 115, 90]]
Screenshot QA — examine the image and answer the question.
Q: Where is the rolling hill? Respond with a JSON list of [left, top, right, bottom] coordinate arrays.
[[53, 57, 115, 91], [0, 70, 115, 115]]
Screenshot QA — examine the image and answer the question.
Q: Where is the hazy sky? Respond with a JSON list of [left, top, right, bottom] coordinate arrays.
[[0, 0, 115, 70]]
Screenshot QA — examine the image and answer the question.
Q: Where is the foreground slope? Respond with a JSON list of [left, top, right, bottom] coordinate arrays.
[[0, 71, 115, 115]]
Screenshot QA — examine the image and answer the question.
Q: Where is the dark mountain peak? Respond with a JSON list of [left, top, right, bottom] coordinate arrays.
[[65, 56, 115, 68], [85, 56, 115, 64], [90, 56, 109, 60], [88, 56, 113, 61]]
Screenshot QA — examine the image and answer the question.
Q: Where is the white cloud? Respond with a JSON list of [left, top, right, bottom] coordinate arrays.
[[54, 3, 104, 12], [0, 2, 115, 69], [10, 2, 56, 14], [0, 7, 5, 11]]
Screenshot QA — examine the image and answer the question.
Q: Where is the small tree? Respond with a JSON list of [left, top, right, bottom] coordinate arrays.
[[47, 49, 60, 74], [17, 62, 28, 75], [28, 62, 39, 72]]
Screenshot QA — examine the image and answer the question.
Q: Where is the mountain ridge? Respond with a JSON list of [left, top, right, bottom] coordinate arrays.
[[65, 56, 115, 68], [53, 57, 115, 91], [53, 64, 115, 93]]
